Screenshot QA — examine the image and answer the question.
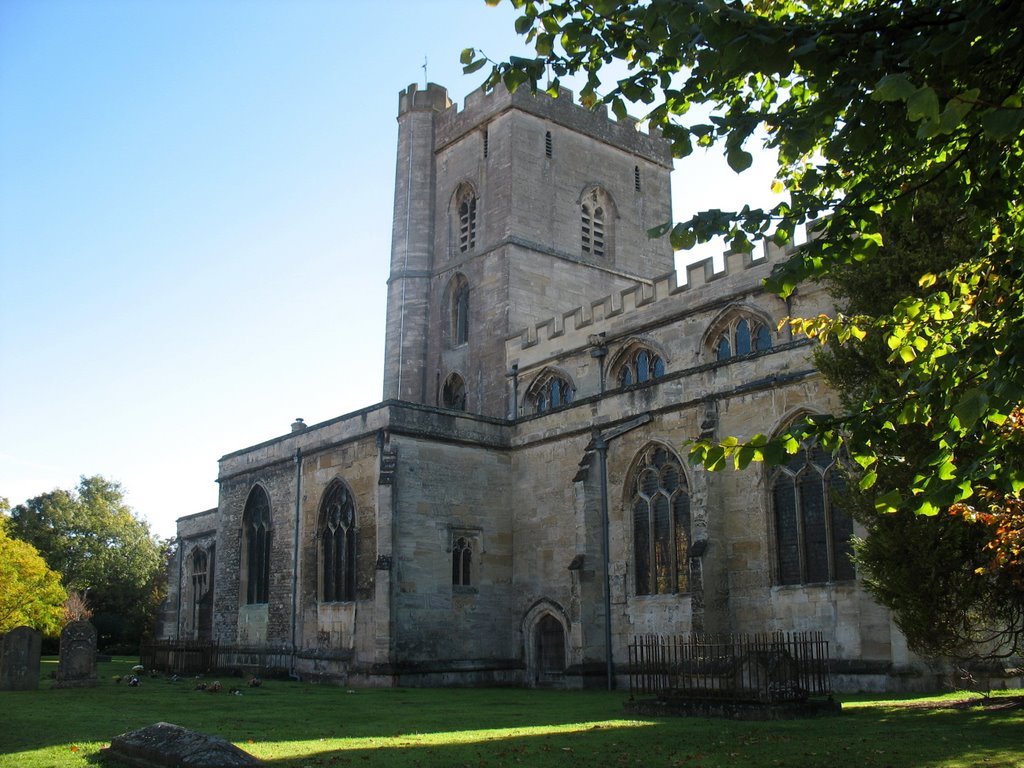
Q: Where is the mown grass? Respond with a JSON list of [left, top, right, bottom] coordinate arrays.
[[0, 658, 1021, 767]]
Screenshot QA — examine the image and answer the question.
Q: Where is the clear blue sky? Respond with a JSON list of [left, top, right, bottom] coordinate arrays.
[[1, 0, 778, 538]]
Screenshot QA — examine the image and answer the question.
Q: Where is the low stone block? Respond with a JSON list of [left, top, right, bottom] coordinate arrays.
[[101, 722, 263, 767]]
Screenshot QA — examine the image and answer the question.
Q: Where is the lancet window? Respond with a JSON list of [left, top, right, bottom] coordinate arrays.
[[442, 372, 467, 411], [446, 274, 470, 347], [241, 486, 271, 605], [452, 536, 472, 587]]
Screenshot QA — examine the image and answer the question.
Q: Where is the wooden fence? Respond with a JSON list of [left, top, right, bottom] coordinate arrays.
[[628, 632, 832, 703]]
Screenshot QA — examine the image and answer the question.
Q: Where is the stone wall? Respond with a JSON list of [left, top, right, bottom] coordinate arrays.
[[170, 80, 932, 692]]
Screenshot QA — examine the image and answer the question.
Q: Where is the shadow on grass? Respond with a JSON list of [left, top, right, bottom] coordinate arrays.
[[2, 659, 1022, 768]]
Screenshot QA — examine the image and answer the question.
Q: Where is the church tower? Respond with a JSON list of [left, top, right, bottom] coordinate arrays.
[[383, 83, 452, 404], [383, 82, 675, 418]]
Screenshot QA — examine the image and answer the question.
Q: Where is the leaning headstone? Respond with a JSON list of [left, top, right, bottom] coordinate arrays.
[[0, 626, 42, 690], [101, 722, 264, 767], [56, 620, 98, 688]]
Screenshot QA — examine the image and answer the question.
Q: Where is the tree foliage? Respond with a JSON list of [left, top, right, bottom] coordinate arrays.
[[814, 190, 1023, 657], [0, 507, 67, 635], [7, 477, 166, 647], [472, 0, 1024, 653]]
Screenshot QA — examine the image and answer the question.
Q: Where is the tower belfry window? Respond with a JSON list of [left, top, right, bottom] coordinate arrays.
[[581, 187, 611, 258], [483, 128, 489, 158], [459, 196, 476, 252], [545, 130, 552, 158], [453, 183, 478, 254], [634, 165, 641, 191]]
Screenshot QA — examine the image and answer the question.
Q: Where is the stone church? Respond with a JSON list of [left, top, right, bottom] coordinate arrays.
[[160, 81, 923, 690]]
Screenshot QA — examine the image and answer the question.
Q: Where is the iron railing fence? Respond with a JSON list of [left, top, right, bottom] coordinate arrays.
[[139, 640, 294, 677], [628, 631, 832, 704]]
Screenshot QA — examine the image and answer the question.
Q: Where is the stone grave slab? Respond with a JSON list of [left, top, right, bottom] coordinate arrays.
[[0, 626, 42, 690], [56, 620, 98, 688], [101, 722, 264, 767]]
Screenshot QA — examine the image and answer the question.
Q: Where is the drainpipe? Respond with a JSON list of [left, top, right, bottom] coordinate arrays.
[[588, 413, 651, 691], [592, 428, 613, 690], [290, 447, 302, 677], [510, 364, 519, 419]]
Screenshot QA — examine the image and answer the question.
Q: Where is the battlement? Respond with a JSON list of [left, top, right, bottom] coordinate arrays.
[[398, 82, 453, 115], [431, 82, 672, 168], [507, 236, 799, 354]]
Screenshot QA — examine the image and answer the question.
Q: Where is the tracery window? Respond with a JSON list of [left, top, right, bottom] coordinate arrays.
[[581, 187, 612, 258], [630, 445, 691, 596], [528, 370, 575, 414], [241, 486, 271, 605], [711, 315, 773, 361], [318, 480, 356, 603], [190, 547, 210, 599], [770, 443, 855, 585], [616, 346, 666, 387], [442, 372, 467, 411], [446, 273, 470, 347], [452, 536, 472, 587]]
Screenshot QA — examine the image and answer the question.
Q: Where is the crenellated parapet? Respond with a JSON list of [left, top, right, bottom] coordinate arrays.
[[430, 82, 672, 168], [506, 235, 800, 356]]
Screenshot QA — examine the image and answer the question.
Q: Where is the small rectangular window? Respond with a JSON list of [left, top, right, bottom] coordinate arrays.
[[634, 165, 641, 191], [483, 129, 489, 158], [545, 130, 552, 158]]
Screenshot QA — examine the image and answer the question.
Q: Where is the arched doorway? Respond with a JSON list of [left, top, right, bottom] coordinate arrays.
[[534, 614, 566, 686]]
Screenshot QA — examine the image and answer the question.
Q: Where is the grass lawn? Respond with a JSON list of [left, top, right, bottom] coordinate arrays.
[[0, 658, 1021, 767]]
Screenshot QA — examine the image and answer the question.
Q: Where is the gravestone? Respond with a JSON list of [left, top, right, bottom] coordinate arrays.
[[0, 626, 42, 690], [101, 722, 264, 767], [56, 620, 98, 688]]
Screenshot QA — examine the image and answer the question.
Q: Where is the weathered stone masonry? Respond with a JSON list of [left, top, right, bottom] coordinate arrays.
[[161, 81, 936, 691]]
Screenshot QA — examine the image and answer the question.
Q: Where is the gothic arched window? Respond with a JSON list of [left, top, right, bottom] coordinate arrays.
[[241, 486, 271, 605], [446, 274, 470, 347], [615, 345, 666, 387], [442, 372, 467, 411], [527, 370, 575, 414], [770, 443, 855, 585], [190, 547, 210, 600], [319, 480, 356, 603], [709, 312, 774, 362], [452, 536, 472, 586], [630, 445, 691, 596]]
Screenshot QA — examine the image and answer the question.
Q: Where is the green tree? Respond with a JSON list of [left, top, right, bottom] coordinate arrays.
[[0, 505, 67, 635], [813, 189, 1024, 657], [7, 477, 166, 648], [473, 0, 1024, 653]]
